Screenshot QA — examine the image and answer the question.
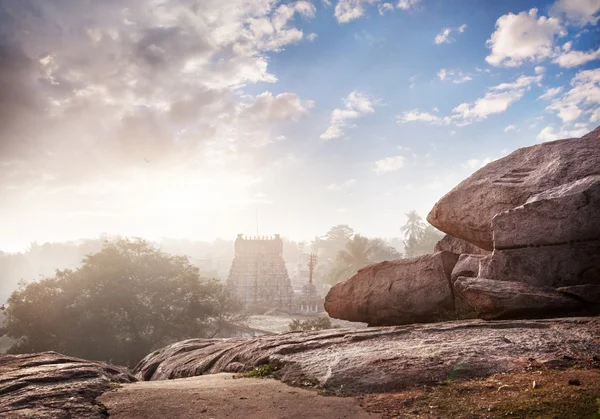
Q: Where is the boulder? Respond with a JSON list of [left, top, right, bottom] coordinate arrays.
[[324, 252, 459, 326], [492, 175, 600, 249], [557, 285, 600, 304], [451, 254, 486, 284], [0, 351, 135, 418], [427, 128, 600, 250], [434, 234, 490, 256], [453, 277, 592, 320], [133, 318, 600, 394]]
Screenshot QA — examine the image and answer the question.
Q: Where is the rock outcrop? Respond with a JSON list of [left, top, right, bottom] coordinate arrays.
[[0, 352, 135, 418], [324, 252, 459, 326], [434, 234, 490, 256], [134, 318, 600, 395], [427, 131, 600, 250]]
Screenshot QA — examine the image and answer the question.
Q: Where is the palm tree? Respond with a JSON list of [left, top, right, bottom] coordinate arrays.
[[400, 211, 426, 240], [328, 235, 401, 283]]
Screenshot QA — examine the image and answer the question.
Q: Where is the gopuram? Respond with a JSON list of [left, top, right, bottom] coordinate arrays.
[[226, 234, 293, 310]]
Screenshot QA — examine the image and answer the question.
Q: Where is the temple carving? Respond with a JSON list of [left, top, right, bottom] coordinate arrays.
[[226, 234, 293, 309]]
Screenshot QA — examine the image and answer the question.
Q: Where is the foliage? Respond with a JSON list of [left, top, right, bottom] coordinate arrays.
[[4, 239, 243, 366], [401, 211, 444, 257], [327, 234, 402, 284], [244, 363, 276, 378], [288, 316, 340, 332]]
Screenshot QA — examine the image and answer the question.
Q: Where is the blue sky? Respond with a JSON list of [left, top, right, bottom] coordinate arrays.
[[0, 0, 598, 251]]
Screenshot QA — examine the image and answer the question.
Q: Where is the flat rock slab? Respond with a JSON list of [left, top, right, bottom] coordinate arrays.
[[134, 318, 600, 395], [99, 373, 376, 419], [0, 352, 135, 419]]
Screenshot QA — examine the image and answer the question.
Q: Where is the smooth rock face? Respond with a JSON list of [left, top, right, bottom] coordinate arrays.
[[324, 252, 459, 326], [427, 130, 600, 250], [480, 243, 600, 288], [557, 285, 600, 304], [0, 352, 135, 419], [453, 277, 591, 320], [133, 318, 600, 395], [434, 235, 490, 256], [492, 176, 600, 249]]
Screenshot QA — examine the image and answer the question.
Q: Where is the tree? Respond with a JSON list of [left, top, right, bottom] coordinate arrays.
[[400, 211, 426, 241], [288, 317, 339, 332], [404, 225, 444, 257], [328, 234, 401, 283], [4, 239, 243, 366]]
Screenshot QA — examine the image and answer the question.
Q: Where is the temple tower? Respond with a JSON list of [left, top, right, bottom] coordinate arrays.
[[226, 234, 293, 309]]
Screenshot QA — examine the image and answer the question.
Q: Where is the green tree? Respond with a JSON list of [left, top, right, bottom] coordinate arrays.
[[404, 225, 444, 257], [4, 239, 243, 366], [328, 234, 401, 283]]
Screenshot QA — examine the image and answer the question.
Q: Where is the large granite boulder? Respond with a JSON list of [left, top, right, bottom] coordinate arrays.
[[454, 277, 591, 320], [0, 352, 135, 418], [133, 318, 600, 394], [427, 128, 600, 250], [434, 234, 490, 256], [324, 252, 459, 326]]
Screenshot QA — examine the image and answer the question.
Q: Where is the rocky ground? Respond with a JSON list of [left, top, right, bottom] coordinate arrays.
[[0, 352, 135, 418], [135, 318, 600, 395]]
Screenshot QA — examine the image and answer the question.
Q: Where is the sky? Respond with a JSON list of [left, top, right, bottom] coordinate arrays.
[[0, 0, 599, 252]]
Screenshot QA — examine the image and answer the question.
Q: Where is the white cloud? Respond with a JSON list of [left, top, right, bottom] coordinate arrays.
[[378, 2, 395, 15], [434, 24, 467, 44], [399, 73, 540, 127], [307, 33, 318, 42], [538, 86, 564, 100], [327, 178, 357, 190], [553, 47, 600, 68], [335, 0, 379, 23], [320, 91, 376, 140], [535, 66, 546, 74], [437, 68, 473, 84], [551, 0, 600, 25], [485, 8, 564, 67], [397, 0, 422, 10], [375, 155, 405, 174], [537, 124, 590, 142], [546, 68, 600, 123], [504, 124, 517, 132]]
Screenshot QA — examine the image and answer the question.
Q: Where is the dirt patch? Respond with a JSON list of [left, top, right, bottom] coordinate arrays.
[[359, 368, 600, 419]]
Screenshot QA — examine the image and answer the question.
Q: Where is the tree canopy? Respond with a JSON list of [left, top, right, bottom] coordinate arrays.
[[3, 239, 243, 366]]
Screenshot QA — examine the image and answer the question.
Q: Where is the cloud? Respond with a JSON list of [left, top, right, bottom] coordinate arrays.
[[320, 91, 376, 140], [538, 86, 564, 100], [545, 68, 600, 123], [537, 124, 590, 142], [398, 73, 541, 127], [375, 156, 405, 174], [397, 0, 422, 10], [504, 124, 517, 132], [327, 179, 357, 190], [553, 47, 600, 68], [307, 33, 318, 42], [437, 68, 473, 84], [334, 0, 379, 23], [0, 0, 317, 194], [434, 24, 467, 44], [551, 0, 600, 25], [485, 8, 564, 67], [378, 2, 395, 15]]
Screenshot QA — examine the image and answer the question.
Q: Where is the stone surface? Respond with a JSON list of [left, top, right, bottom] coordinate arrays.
[[434, 235, 490, 256], [0, 351, 135, 419], [324, 252, 459, 326], [480, 243, 600, 288], [492, 176, 600, 249], [453, 277, 594, 320], [557, 285, 600, 304], [100, 374, 376, 419], [133, 318, 600, 395], [427, 129, 600, 250], [451, 254, 486, 284]]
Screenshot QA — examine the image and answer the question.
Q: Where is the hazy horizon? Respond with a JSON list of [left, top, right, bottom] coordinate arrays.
[[1, 0, 598, 253]]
